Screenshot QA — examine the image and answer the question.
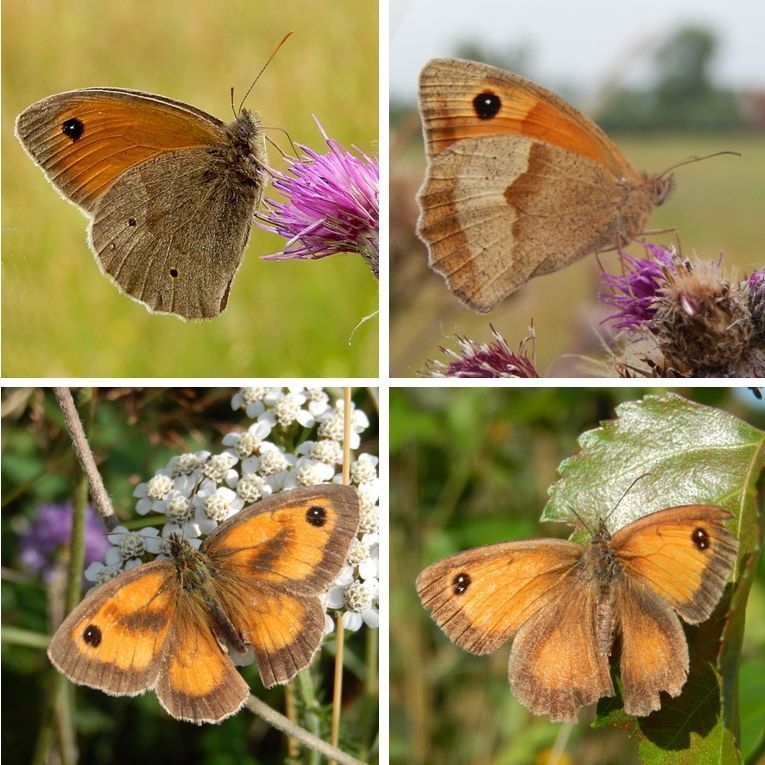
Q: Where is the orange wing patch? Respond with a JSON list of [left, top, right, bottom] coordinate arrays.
[[615, 577, 689, 716], [508, 582, 613, 722], [416, 539, 582, 655], [47, 562, 177, 696], [15, 89, 223, 212], [244, 590, 326, 687], [205, 485, 359, 591], [612, 505, 738, 623], [419, 59, 633, 176], [156, 611, 249, 724]]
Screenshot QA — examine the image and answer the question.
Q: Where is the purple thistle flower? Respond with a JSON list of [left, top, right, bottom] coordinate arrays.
[[424, 325, 539, 378], [20, 502, 110, 582], [258, 117, 379, 277], [599, 244, 676, 332]]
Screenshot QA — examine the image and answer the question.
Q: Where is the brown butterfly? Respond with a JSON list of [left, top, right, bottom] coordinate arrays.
[[417, 505, 738, 722], [417, 58, 674, 313], [48, 485, 359, 724], [15, 87, 266, 320]]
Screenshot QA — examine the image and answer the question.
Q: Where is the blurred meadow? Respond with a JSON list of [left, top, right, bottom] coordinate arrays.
[[389, 5, 764, 377], [390, 387, 765, 765], [1, 387, 380, 765], [2, 0, 378, 376]]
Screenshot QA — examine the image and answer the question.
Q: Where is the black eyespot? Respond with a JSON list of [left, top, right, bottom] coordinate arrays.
[[452, 572, 471, 595], [169, 268, 178, 278], [82, 624, 102, 647], [692, 527, 710, 550], [61, 117, 85, 141], [306, 505, 326, 527], [128, 218, 137, 227], [473, 91, 501, 120]]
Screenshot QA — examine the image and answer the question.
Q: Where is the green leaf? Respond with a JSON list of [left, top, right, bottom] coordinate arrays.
[[542, 392, 765, 764]]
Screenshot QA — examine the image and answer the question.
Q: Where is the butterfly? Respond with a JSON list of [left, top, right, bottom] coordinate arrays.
[[48, 484, 359, 724], [416, 58, 673, 313], [417, 504, 738, 722], [15, 87, 266, 320]]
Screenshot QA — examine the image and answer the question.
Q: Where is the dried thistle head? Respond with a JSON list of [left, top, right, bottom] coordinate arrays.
[[653, 258, 752, 375], [745, 270, 765, 348]]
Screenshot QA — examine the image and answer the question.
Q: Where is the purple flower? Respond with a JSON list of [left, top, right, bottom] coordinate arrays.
[[600, 244, 676, 331], [20, 502, 109, 582], [424, 325, 539, 378], [258, 117, 379, 277]]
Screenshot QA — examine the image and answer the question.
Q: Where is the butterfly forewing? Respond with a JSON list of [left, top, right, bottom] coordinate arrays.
[[416, 539, 582, 655], [15, 89, 224, 212], [611, 505, 738, 624], [47, 560, 179, 696]]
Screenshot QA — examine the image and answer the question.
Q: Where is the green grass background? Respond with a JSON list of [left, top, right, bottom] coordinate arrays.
[[390, 128, 765, 377], [3, 0, 378, 376]]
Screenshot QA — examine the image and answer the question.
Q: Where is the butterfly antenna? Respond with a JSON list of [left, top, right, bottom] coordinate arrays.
[[657, 150, 741, 180], [567, 505, 595, 535], [230, 86, 237, 120], [237, 31, 293, 114], [604, 473, 652, 522]]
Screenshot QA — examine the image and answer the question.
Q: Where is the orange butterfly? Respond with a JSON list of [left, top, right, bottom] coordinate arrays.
[[417, 504, 738, 722], [417, 58, 673, 313], [15, 87, 266, 320], [48, 485, 359, 724]]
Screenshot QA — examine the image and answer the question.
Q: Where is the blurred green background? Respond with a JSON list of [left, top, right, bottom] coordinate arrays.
[[2, 0, 378, 376], [1, 387, 379, 765], [390, 387, 765, 765]]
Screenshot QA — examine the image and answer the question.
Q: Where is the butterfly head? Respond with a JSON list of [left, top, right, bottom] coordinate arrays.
[[649, 174, 676, 206]]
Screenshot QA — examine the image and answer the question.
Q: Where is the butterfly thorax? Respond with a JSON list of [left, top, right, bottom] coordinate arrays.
[[169, 534, 247, 653], [580, 521, 627, 657], [219, 109, 267, 186]]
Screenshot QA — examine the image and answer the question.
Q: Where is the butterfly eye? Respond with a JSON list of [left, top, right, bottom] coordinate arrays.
[[306, 505, 327, 527], [82, 624, 103, 647], [452, 572, 471, 595], [472, 91, 501, 120], [61, 117, 84, 141], [691, 527, 711, 550]]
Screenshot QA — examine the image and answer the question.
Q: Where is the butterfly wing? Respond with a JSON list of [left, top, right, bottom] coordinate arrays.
[[417, 133, 642, 312], [202, 485, 360, 687], [609, 505, 737, 716], [47, 560, 179, 697], [508, 575, 614, 722], [155, 599, 250, 725], [416, 539, 582, 654], [15, 88, 225, 212], [89, 145, 261, 319], [612, 576, 688, 716], [418, 59, 633, 175], [417, 59, 654, 312], [611, 505, 738, 624]]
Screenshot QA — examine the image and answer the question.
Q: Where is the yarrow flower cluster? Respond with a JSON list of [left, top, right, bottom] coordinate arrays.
[[87, 388, 379, 634], [600, 245, 765, 377], [423, 325, 539, 378], [258, 117, 379, 278]]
